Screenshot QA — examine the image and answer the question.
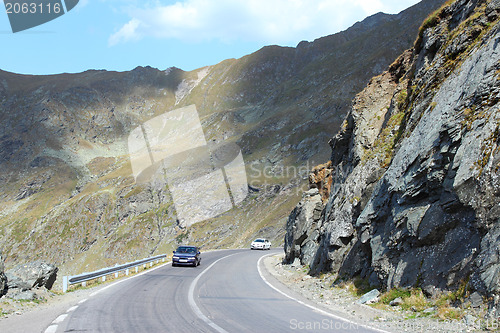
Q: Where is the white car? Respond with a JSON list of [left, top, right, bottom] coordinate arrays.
[[251, 238, 271, 250]]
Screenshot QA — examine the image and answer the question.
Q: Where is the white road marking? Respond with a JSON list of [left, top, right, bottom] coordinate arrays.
[[52, 314, 68, 324], [257, 253, 391, 333], [45, 304, 79, 332], [188, 253, 239, 333], [67, 306, 78, 312], [44, 260, 172, 333], [44, 325, 57, 333], [44, 324, 58, 333]]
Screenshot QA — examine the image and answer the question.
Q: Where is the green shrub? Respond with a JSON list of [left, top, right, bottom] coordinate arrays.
[[380, 287, 412, 304], [401, 289, 428, 311]]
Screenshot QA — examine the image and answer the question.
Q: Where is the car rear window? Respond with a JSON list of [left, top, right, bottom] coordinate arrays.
[[177, 247, 197, 253]]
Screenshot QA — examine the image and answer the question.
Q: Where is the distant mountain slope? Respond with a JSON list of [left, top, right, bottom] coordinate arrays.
[[0, 0, 444, 277], [285, 0, 500, 312]]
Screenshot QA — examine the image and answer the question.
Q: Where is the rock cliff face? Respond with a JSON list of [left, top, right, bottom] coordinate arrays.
[[285, 0, 500, 308], [0, 252, 6, 297], [0, 0, 444, 274]]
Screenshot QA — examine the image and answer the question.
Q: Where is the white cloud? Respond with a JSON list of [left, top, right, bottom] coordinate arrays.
[[108, 0, 420, 46], [109, 18, 142, 45]]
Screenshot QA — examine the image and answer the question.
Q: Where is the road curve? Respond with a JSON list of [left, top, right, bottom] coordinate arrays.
[[51, 249, 380, 333]]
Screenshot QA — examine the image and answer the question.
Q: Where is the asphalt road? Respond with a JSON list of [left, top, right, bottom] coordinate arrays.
[[50, 249, 379, 333]]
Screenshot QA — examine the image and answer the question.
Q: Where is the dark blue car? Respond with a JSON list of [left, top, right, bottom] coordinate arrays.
[[172, 246, 201, 267]]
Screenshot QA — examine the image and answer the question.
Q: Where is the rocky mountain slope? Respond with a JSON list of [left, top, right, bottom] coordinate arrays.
[[0, 1, 444, 277], [285, 0, 500, 312]]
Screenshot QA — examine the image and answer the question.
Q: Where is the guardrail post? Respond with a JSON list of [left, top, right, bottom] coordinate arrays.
[[102, 276, 106, 282], [135, 266, 139, 273], [126, 268, 129, 276], [82, 281, 86, 287], [63, 276, 68, 293]]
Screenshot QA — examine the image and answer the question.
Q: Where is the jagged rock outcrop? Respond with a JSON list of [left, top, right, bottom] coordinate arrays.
[[285, 56, 407, 270], [285, 0, 500, 311], [6, 261, 58, 291], [284, 188, 324, 265]]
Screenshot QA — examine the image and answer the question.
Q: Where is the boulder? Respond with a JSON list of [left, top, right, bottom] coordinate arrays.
[[469, 291, 483, 308], [5, 272, 31, 291], [356, 289, 380, 304], [389, 297, 403, 306], [6, 261, 58, 290]]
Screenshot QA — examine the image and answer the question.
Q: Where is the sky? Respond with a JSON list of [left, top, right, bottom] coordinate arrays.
[[0, 0, 421, 75]]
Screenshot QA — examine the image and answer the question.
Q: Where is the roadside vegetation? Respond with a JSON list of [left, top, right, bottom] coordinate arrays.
[[337, 276, 490, 324]]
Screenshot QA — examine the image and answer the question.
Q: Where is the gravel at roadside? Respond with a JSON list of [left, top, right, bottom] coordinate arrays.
[[0, 287, 96, 333], [263, 253, 493, 333]]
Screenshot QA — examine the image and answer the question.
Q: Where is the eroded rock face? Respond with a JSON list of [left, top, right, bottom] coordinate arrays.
[[358, 17, 500, 295], [284, 189, 324, 267], [285, 60, 405, 275], [285, 0, 500, 304]]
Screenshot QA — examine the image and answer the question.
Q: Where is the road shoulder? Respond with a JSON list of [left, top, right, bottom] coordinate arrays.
[[0, 287, 95, 333], [260, 253, 478, 333]]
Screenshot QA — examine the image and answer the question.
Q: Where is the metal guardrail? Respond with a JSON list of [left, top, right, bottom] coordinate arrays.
[[62, 254, 168, 292]]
